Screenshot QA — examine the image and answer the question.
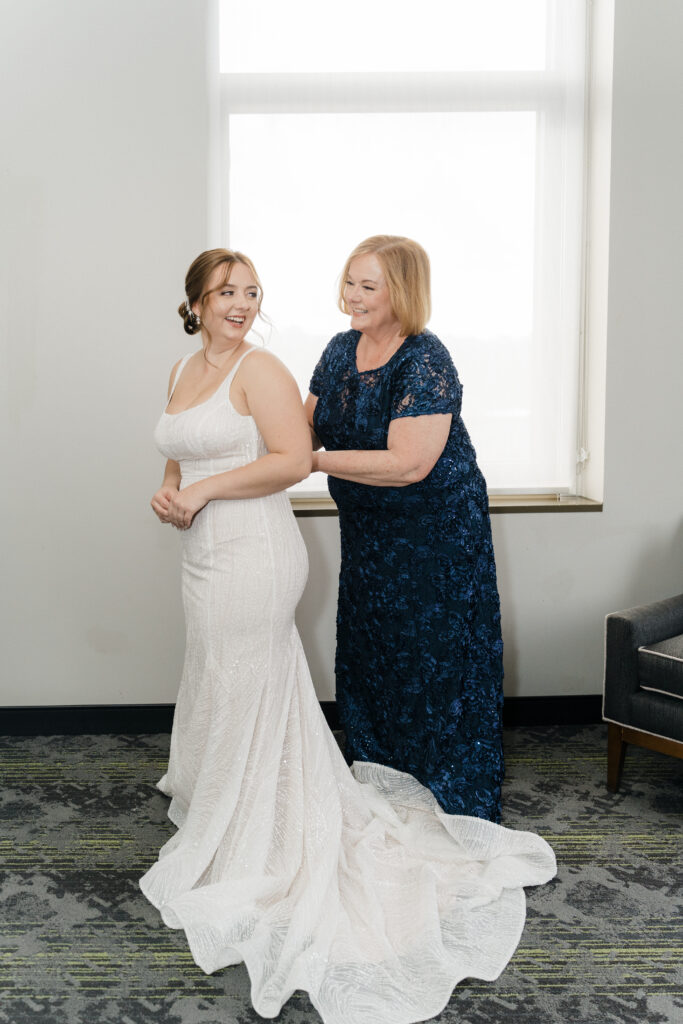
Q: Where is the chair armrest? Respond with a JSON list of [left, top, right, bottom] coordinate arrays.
[[607, 592, 683, 648], [604, 593, 683, 720]]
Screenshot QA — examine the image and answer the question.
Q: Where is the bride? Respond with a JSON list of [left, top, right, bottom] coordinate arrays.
[[141, 248, 556, 1024]]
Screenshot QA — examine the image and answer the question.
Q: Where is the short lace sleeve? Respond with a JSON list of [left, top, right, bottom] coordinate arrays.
[[390, 336, 462, 420], [309, 339, 334, 396]]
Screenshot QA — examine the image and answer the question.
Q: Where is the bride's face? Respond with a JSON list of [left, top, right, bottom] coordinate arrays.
[[196, 262, 259, 345]]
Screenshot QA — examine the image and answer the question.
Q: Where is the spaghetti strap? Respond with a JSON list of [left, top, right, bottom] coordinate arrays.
[[228, 345, 260, 380], [167, 354, 193, 405]]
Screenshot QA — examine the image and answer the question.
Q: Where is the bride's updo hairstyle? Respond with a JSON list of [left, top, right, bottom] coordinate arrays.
[[178, 248, 264, 335], [338, 234, 431, 338]]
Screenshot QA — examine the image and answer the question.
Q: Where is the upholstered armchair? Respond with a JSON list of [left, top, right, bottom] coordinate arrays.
[[603, 592, 683, 791]]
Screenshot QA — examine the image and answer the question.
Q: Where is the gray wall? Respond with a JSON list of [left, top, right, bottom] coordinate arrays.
[[1, 1, 682, 707]]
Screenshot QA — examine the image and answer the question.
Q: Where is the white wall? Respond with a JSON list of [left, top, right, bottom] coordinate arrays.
[[489, 0, 683, 696], [0, 0, 209, 704], [1, 0, 682, 707]]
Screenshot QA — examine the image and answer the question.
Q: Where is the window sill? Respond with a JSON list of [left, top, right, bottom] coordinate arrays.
[[291, 494, 603, 516]]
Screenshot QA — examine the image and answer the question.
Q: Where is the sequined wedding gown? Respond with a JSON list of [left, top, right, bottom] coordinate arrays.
[[140, 349, 556, 1024]]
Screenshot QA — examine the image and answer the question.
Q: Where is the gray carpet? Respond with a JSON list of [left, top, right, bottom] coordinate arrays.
[[0, 724, 681, 1024]]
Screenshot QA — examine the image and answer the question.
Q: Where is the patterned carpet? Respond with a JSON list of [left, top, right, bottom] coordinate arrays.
[[0, 724, 681, 1024]]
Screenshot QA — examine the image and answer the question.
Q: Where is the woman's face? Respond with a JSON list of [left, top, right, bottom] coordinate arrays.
[[195, 262, 259, 345], [344, 253, 400, 338]]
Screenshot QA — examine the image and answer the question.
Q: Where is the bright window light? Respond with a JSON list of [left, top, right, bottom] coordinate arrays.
[[220, 0, 547, 74], [219, 1, 588, 494]]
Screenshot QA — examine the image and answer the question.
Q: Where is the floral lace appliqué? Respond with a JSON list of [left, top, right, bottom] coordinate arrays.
[[311, 330, 505, 823]]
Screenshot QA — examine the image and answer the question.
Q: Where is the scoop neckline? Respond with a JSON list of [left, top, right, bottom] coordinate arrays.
[[164, 346, 255, 417], [353, 330, 417, 375]]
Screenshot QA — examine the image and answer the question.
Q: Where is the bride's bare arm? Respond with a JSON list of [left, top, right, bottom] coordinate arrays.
[[167, 352, 312, 528], [151, 361, 184, 523]]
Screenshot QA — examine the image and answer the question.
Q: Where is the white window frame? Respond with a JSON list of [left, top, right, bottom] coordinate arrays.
[[215, 3, 599, 507]]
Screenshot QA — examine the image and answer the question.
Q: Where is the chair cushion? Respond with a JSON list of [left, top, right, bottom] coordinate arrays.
[[638, 633, 683, 700]]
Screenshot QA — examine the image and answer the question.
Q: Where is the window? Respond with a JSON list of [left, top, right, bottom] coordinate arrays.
[[218, 0, 588, 496]]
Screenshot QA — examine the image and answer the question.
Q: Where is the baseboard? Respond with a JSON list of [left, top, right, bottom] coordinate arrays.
[[0, 704, 177, 737], [0, 695, 602, 737], [502, 694, 603, 727]]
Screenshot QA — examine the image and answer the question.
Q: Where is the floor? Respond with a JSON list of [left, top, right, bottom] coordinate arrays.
[[0, 724, 681, 1024]]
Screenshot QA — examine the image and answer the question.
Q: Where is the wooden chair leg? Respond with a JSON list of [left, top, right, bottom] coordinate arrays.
[[607, 722, 627, 792]]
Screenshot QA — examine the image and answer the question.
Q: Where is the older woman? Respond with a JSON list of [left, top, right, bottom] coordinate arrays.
[[305, 235, 504, 822]]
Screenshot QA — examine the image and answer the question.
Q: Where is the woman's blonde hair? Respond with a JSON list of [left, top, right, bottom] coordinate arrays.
[[178, 248, 264, 336], [337, 235, 431, 337]]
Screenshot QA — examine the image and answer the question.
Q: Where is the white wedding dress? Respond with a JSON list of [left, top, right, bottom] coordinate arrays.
[[140, 348, 556, 1024]]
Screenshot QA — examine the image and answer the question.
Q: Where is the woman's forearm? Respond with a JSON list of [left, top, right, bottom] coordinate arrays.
[[192, 451, 312, 503], [162, 460, 181, 489], [315, 448, 420, 487]]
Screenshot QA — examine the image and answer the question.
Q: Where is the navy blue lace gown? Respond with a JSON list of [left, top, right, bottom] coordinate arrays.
[[310, 329, 504, 822]]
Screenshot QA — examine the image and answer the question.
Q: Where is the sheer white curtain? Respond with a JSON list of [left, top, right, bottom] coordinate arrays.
[[219, 0, 588, 494]]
